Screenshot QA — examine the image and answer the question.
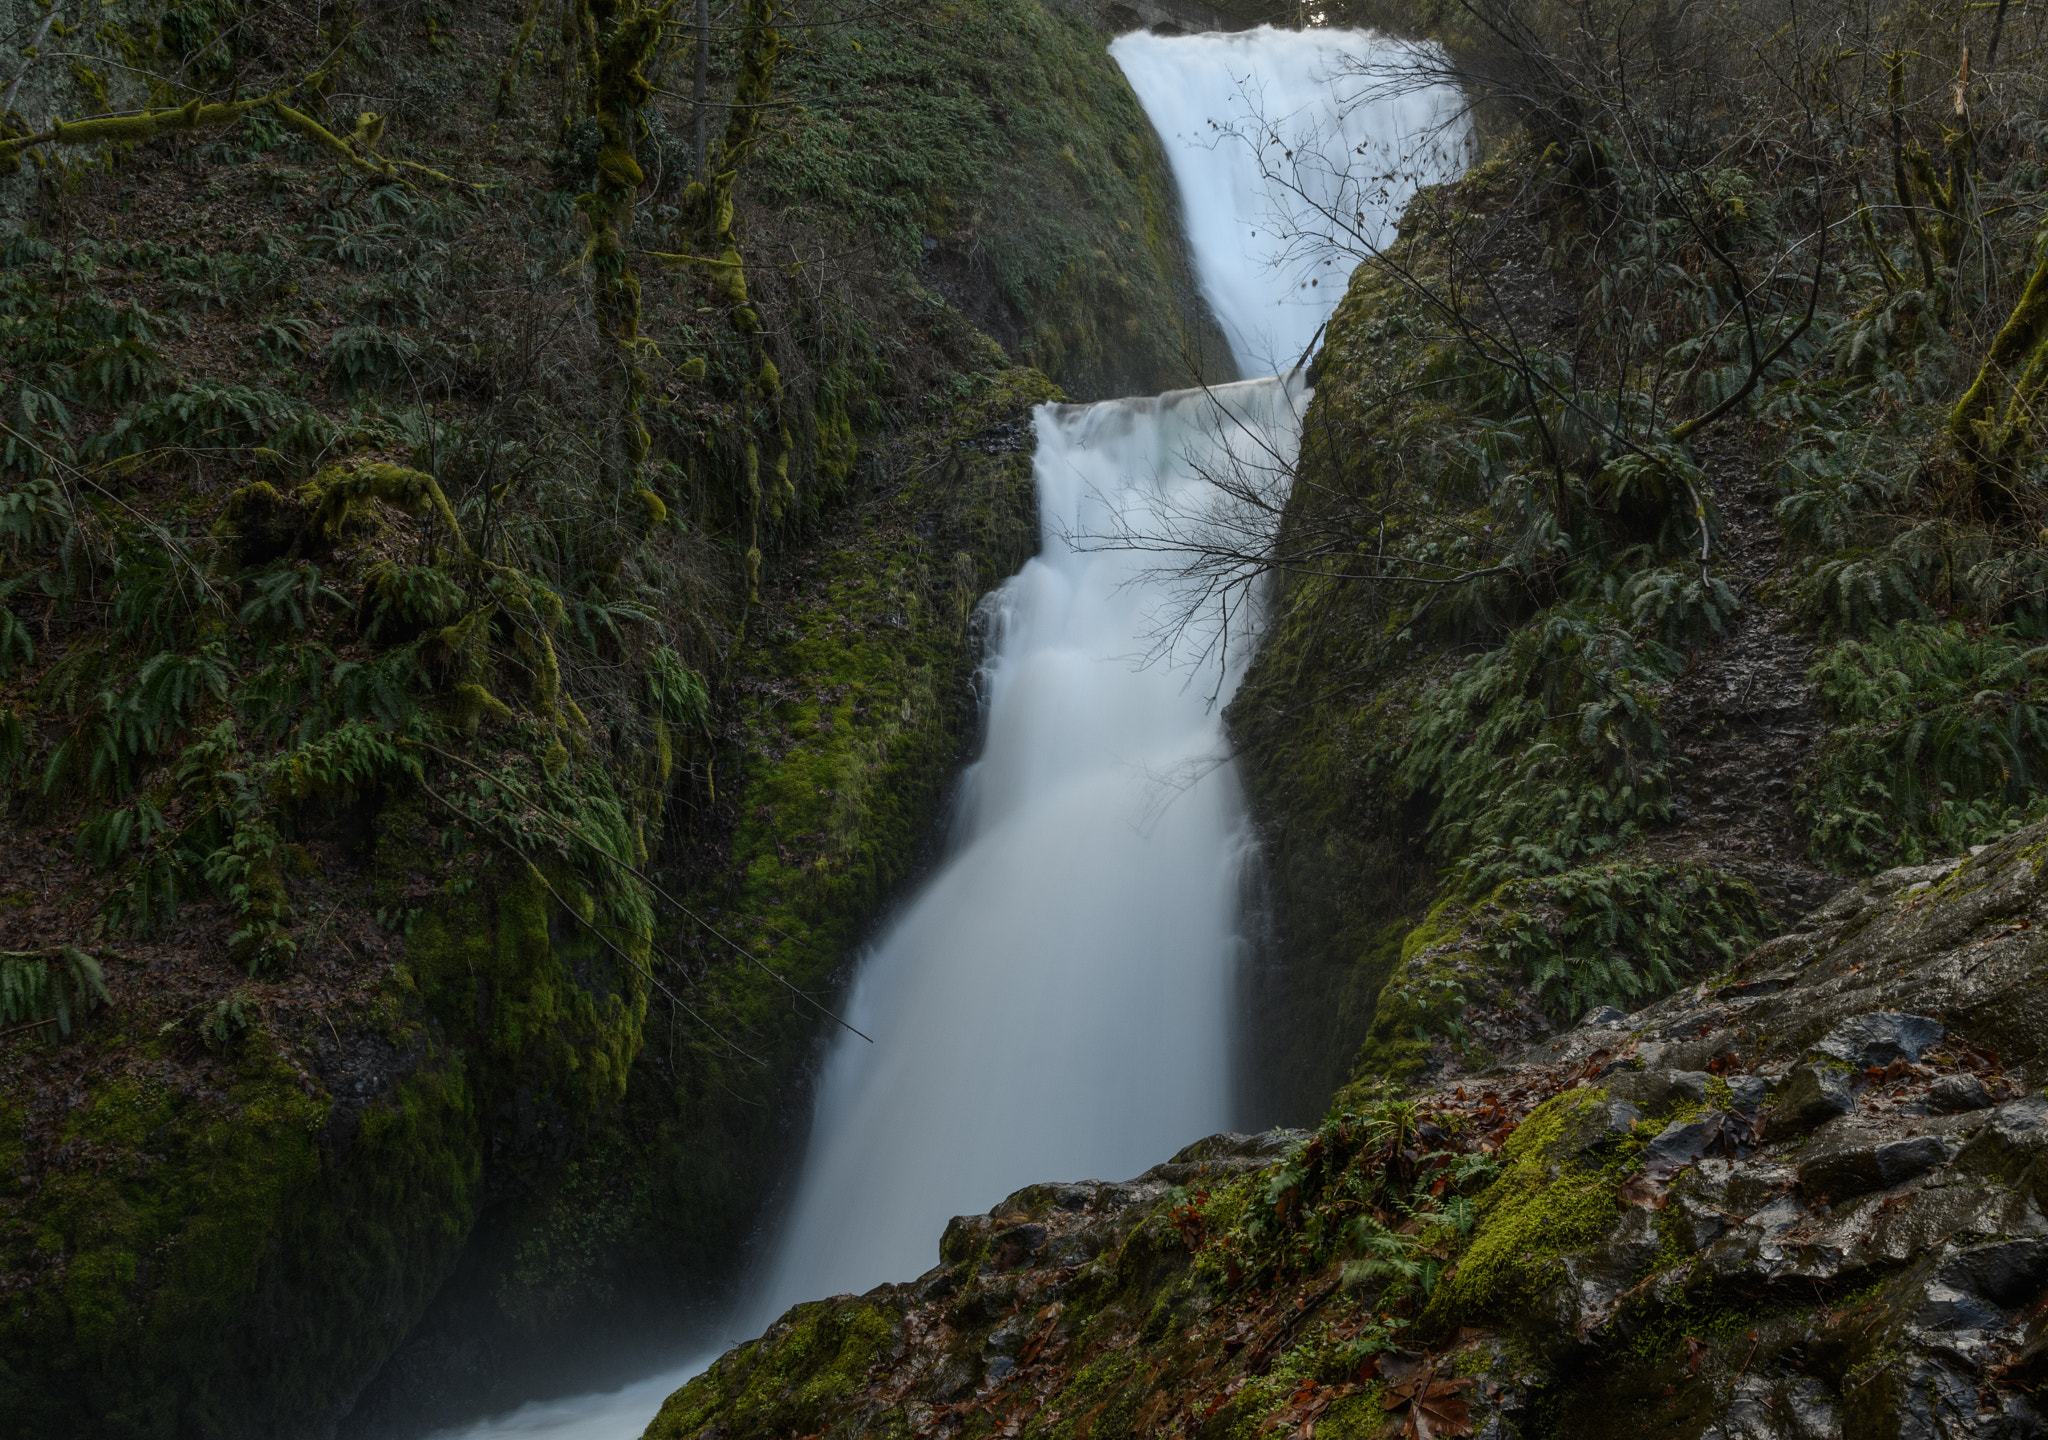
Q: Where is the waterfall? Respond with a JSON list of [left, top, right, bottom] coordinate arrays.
[[1111, 26, 1469, 375], [416, 25, 1464, 1440], [751, 370, 1306, 1316]]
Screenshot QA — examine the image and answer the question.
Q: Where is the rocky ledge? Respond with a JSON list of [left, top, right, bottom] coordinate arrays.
[[645, 821, 2048, 1440]]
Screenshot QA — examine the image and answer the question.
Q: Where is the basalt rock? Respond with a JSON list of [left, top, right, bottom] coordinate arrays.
[[649, 821, 2048, 1440], [1766, 1063, 1857, 1136]]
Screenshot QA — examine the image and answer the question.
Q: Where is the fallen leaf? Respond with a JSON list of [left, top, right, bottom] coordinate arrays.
[[1618, 1174, 1669, 1209]]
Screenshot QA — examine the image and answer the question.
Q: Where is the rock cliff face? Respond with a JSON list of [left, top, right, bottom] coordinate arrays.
[[650, 820, 2048, 1440]]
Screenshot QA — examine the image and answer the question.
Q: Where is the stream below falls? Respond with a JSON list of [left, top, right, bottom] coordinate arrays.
[[415, 25, 1466, 1440]]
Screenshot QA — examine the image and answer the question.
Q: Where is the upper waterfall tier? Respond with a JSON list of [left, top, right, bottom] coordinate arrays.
[[1111, 25, 1468, 377]]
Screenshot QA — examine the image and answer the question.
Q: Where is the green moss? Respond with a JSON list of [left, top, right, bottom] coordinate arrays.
[[1343, 861, 1765, 1093], [1422, 1088, 1631, 1334], [643, 1297, 905, 1440], [595, 386, 1042, 1288], [1311, 1391, 1393, 1440], [1344, 894, 1518, 1087], [749, 0, 1231, 398], [1030, 1349, 1149, 1440]]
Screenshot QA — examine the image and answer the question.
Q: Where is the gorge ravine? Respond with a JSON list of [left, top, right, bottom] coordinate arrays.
[[418, 23, 1464, 1440]]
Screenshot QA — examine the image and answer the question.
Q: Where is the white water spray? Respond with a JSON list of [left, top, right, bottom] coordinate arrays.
[[751, 370, 1305, 1316], [415, 26, 1464, 1440], [1112, 26, 1468, 375]]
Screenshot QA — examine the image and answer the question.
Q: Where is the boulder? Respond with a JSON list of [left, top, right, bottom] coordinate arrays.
[[1812, 1010, 1946, 1069], [1766, 1063, 1855, 1137], [1795, 1121, 1946, 1202]]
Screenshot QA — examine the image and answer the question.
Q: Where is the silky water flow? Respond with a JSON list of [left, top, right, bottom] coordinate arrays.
[[419, 26, 1465, 1440]]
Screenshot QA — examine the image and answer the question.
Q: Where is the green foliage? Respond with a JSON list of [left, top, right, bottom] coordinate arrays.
[[1798, 622, 2048, 869], [85, 382, 307, 460], [1619, 564, 1740, 648], [646, 643, 709, 780], [238, 561, 345, 636], [646, 644, 709, 732], [1398, 601, 1681, 891], [202, 989, 255, 1052], [1187, 1097, 1490, 1304], [747, 0, 1225, 397], [0, 947, 110, 1039], [361, 560, 468, 640], [1492, 862, 1767, 1020], [325, 325, 427, 394]]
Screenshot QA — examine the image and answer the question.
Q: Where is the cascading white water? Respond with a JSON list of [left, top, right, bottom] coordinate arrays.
[[751, 370, 1305, 1315], [1112, 26, 1468, 375], [416, 26, 1463, 1440]]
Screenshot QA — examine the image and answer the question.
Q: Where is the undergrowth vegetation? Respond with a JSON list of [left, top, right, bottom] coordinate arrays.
[[1222, 0, 2048, 1108], [0, 0, 1230, 1426], [1181, 1091, 1501, 1355], [1798, 621, 2048, 866]]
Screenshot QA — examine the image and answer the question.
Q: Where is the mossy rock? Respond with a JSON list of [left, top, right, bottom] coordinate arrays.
[[642, 1295, 909, 1440], [0, 802, 653, 1437]]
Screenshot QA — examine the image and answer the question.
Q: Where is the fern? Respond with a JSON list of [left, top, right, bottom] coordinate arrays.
[[0, 477, 74, 553], [1799, 622, 2048, 868], [251, 316, 314, 365], [1620, 565, 1740, 647], [0, 948, 110, 1040], [84, 382, 305, 459], [77, 798, 172, 868], [326, 325, 424, 394], [272, 719, 421, 802], [1398, 601, 1681, 891], [331, 644, 429, 728], [238, 645, 335, 742], [1493, 861, 1767, 1021], [238, 561, 345, 637], [0, 608, 31, 677], [360, 560, 467, 640], [647, 645, 710, 731]]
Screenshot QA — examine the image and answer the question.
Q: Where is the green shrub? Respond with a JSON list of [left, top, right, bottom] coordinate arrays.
[[0, 947, 110, 1040], [1798, 621, 2048, 869], [1493, 861, 1767, 1020], [1398, 601, 1682, 891]]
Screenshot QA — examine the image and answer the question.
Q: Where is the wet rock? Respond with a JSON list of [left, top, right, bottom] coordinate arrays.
[[1813, 1010, 1945, 1069], [991, 1223, 1049, 1270], [1845, 1353, 1978, 1439], [1935, 1236, 2048, 1309], [1767, 1064, 1855, 1137], [1796, 1120, 1946, 1202], [1140, 1128, 1306, 1186], [1700, 1372, 1841, 1439], [1535, 1205, 1663, 1351], [1953, 1098, 2048, 1191], [1722, 1162, 1799, 1213], [1641, 1111, 1727, 1180], [1580, 1005, 1627, 1026], [1606, 1067, 1680, 1111], [1929, 1072, 1994, 1113], [916, 1267, 958, 1302], [1701, 1192, 1809, 1286], [1986, 1397, 2048, 1440], [1869, 859, 1965, 896], [1671, 1069, 1769, 1107], [1554, 1098, 1644, 1159], [1669, 1190, 1732, 1249], [984, 1310, 1034, 1356]]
